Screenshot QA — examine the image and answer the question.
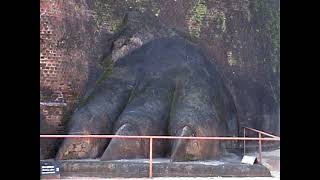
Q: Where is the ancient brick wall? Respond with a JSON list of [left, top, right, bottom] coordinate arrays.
[[40, 0, 114, 133], [41, 0, 85, 133], [40, 0, 115, 158]]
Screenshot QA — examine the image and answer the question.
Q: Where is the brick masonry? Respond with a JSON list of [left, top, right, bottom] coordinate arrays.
[[40, 0, 113, 158], [40, 0, 111, 133], [41, 0, 86, 133]]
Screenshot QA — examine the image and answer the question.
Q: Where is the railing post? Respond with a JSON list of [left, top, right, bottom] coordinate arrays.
[[243, 128, 246, 156], [149, 138, 153, 178], [258, 133, 262, 164]]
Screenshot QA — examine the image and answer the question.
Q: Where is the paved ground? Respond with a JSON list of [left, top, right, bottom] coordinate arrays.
[[247, 149, 280, 173], [61, 177, 279, 180], [50, 149, 280, 180]]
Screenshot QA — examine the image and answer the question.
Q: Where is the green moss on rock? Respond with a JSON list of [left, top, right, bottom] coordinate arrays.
[[96, 55, 114, 85], [188, 0, 208, 38], [206, 9, 226, 33], [94, 0, 122, 33]]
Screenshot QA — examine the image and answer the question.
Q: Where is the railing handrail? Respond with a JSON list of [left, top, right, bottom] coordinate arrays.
[[242, 126, 280, 139], [40, 127, 280, 178], [40, 134, 280, 141], [242, 127, 279, 166]]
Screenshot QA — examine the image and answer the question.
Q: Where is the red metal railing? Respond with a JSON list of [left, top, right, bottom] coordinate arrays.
[[243, 126, 280, 163], [40, 127, 280, 178]]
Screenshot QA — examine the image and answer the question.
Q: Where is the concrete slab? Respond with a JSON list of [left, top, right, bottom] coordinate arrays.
[[41, 156, 271, 178]]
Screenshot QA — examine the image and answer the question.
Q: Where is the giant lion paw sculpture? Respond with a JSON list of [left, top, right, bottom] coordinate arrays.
[[56, 37, 238, 162]]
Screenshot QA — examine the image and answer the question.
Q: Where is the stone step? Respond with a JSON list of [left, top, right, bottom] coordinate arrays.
[[41, 158, 271, 178]]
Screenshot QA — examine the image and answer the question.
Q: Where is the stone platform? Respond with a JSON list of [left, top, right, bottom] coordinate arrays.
[[41, 154, 271, 178]]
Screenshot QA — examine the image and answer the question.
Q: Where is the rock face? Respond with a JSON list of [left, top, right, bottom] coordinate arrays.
[[40, 0, 280, 160], [56, 37, 238, 161]]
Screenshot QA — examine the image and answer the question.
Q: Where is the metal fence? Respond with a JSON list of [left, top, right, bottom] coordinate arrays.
[[40, 127, 280, 178]]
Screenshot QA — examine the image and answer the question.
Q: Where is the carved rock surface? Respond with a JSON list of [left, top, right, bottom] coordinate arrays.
[[56, 37, 238, 161], [41, 0, 280, 159]]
